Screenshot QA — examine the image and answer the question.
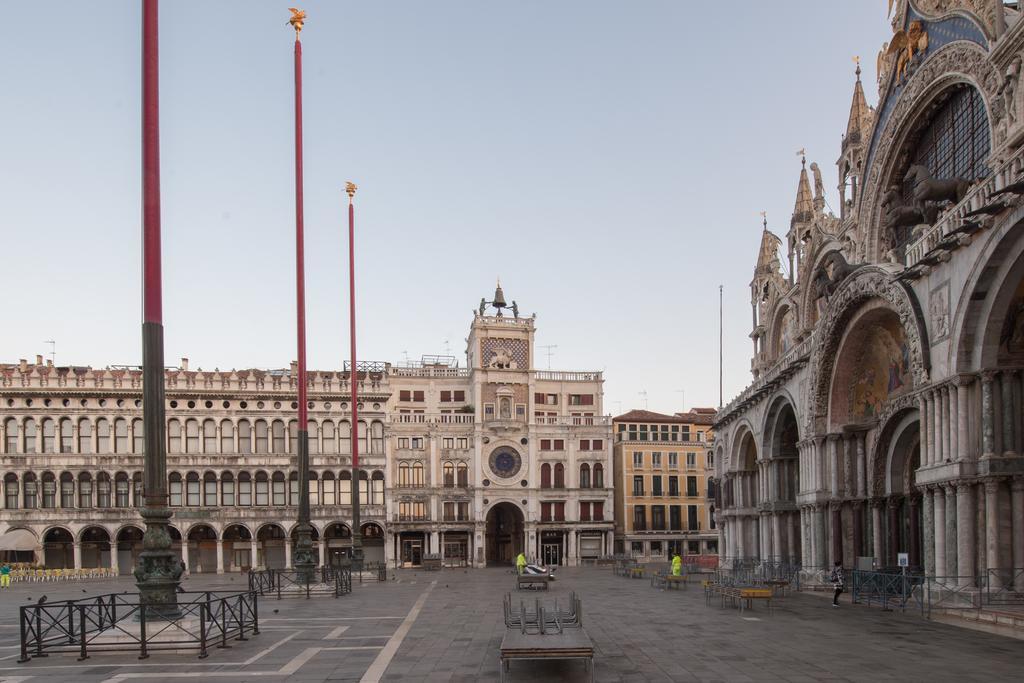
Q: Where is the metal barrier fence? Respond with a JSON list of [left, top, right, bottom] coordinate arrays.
[[19, 590, 258, 662], [248, 567, 351, 599], [985, 568, 1024, 604], [851, 570, 926, 615]]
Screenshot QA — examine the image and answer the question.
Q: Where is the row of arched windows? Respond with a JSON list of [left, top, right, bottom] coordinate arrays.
[[396, 461, 471, 488], [1, 469, 385, 510], [540, 462, 604, 489], [2, 417, 385, 456]]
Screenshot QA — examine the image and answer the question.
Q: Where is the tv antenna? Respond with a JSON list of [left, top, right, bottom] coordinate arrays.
[[539, 344, 558, 370], [638, 390, 648, 410], [44, 340, 55, 366]]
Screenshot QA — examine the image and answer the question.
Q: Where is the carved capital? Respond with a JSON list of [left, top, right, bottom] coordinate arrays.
[[1011, 477, 1024, 493], [984, 478, 1003, 494]]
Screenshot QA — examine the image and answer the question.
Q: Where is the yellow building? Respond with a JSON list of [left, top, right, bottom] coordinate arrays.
[[612, 409, 717, 561]]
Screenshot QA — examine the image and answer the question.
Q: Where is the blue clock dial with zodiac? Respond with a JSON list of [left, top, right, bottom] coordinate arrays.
[[488, 447, 522, 478]]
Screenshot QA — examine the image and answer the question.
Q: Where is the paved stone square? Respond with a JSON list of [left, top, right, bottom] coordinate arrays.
[[0, 567, 1020, 682]]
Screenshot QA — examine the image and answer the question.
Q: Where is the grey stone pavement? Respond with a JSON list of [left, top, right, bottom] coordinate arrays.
[[0, 566, 1020, 682]]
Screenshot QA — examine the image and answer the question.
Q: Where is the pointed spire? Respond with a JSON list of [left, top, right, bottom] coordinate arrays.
[[755, 214, 783, 274], [792, 154, 814, 227], [844, 57, 872, 147]]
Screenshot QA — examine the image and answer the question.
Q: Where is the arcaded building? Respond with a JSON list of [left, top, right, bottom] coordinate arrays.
[[715, 0, 1024, 590], [0, 286, 612, 572]]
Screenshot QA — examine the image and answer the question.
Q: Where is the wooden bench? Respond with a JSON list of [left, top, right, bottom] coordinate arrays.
[[516, 574, 551, 590], [738, 588, 773, 614], [500, 628, 593, 682], [629, 567, 645, 579]]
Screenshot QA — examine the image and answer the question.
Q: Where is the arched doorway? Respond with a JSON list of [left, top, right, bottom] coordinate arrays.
[[729, 430, 760, 561], [485, 502, 524, 565], [222, 524, 253, 572], [361, 522, 385, 564], [79, 526, 111, 569], [116, 526, 145, 575], [764, 399, 801, 564], [43, 527, 74, 568], [257, 523, 286, 569], [187, 524, 218, 573], [321, 523, 350, 566], [874, 412, 923, 570]]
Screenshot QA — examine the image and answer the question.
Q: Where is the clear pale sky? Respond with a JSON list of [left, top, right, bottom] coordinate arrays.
[[0, 1, 892, 415]]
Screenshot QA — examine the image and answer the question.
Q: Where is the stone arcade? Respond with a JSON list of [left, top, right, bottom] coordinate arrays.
[[715, 1, 1024, 593]]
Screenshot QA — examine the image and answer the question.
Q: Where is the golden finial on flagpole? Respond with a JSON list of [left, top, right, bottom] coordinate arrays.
[[346, 181, 357, 202], [759, 210, 767, 229], [288, 7, 306, 38]]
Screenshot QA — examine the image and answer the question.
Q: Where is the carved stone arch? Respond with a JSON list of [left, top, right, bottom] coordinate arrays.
[[808, 266, 930, 434], [950, 209, 1024, 373], [864, 395, 921, 497], [909, 1, 1004, 42], [729, 422, 758, 474], [860, 41, 1000, 261], [760, 391, 801, 460], [799, 238, 847, 330]]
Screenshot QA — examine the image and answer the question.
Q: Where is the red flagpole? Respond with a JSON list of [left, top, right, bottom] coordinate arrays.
[[289, 8, 315, 574], [347, 183, 362, 560]]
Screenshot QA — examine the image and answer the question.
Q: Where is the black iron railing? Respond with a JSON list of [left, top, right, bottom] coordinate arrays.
[[18, 590, 258, 662], [249, 567, 351, 599]]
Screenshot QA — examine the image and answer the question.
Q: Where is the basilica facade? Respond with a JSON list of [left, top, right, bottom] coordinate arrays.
[[0, 287, 613, 572], [714, 0, 1024, 591]]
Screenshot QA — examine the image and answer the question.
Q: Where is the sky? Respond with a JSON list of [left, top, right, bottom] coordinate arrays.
[[0, 1, 893, 416]]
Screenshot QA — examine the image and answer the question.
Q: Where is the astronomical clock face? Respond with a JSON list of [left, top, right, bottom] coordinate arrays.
[[488, 446, 522, 479]]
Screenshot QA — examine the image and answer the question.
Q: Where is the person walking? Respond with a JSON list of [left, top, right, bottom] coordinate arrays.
[[515, 552, 527, 575], [671, 553, 682, 577], [0, 563, 10, 589], [830, 561, 844, 608]]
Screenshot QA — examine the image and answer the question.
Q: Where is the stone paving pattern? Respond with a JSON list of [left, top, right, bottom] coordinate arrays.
[[0, 567, 1020, 681]]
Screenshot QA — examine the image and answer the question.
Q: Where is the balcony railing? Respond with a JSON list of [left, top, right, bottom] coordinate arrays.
[[392, 413, 474, 425], [905, 145, 1024, 268], [536, 415, 610, 426], [615, 432, 705, 444], [534, 370, 601, 382]]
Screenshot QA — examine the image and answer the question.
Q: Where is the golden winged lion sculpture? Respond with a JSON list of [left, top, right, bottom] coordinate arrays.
[[883, 21, 928, 83], [288, 8, 306, 35]]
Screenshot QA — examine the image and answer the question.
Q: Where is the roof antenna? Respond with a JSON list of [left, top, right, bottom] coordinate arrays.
[[44, 340, 55, 366], [638, 390, 648, 410]]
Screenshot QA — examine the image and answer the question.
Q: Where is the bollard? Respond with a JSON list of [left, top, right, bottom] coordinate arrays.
[[198, 603, 208, 659]]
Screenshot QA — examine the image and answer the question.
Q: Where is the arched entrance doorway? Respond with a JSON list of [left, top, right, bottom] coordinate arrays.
[[43, 527, 74, 568], [257, 524, 287, 569], [222, 524, 253, 572], [187, 524, 218, 573], [874, 412, 923, 570], [116, 526, 145, 575], [361, 522, 385, 564], [321, 523, 350, 566], [485, 502, 524, 565], [79, 526, 111, 569], [764, 399, 801, 564]]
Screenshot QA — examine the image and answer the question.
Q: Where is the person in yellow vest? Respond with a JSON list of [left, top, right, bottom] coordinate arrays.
[[671, 553, 682, 577], [516, 552, 527, 574]]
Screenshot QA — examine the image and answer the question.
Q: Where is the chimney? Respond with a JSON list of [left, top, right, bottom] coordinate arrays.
[[47, 358, 53, 368], [19, 359, 27, 373], [181, 357, 189, 371], [290, 360, 298, 377], [35, 355, 43, 366]]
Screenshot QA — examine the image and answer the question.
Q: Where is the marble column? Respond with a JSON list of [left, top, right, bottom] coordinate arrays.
[[956, 377, 970, 461], [216, 539, 224, 574], [181, 540, 190, 574], [787, 512, 798, 564], [856, 433, 867, 499], [908, 497, 921, 569], [773, 513, 784, 562], [922, 488, 935, 576], [1003, 372, 1018, 456], [814, 505, 827, 569], [111, 543, 120, 576], [919, 393, 931, 466], [933, 388, 944, 464], [871, 499, 884, 566], [828, 437, 840, 498], [984, 479, 1001, 588], [941, 387, 951, 464], [73, 542, 82, 571], [887, 497, 901, 567], [852, 501, 864, 559], [933, 487, 946, 578], [284, 537, 292, 569], [981, 372, 996, 458], [736, 517, 746, 559], [250, 538, 259, 569], [944, 483, 958, 577], [1012, 478, 1024, 591], [948, 383, 959, 462], [319, 538, 326, 566], [830, 501, 842, 566], [956, 482, 976, 588]]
